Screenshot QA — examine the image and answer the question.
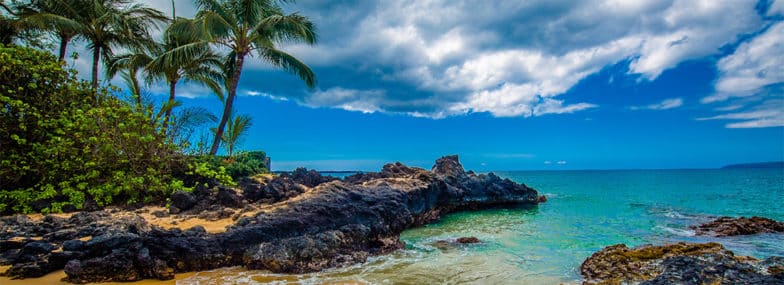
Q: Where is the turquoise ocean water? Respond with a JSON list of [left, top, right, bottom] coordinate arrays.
[[180, 168, 784, 284]]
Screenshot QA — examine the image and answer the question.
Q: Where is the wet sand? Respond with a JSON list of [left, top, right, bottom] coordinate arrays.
[[0, 266, 196, 285]]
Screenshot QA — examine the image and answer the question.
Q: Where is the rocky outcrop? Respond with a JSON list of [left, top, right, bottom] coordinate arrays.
[[0, 155, 542, 283], [239, 168, 338, 204], [581, 242, 784, 285], [691, 216, 784, 237], [285, 167, 340, 188]]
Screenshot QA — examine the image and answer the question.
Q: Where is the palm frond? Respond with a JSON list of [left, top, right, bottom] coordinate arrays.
[[257, 46, 316, 88]]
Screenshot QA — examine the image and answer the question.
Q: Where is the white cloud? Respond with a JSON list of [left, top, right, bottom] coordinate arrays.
[[704, 22, 784, 103], [769, 0, 784, 16], [306, 87, 386, 113], [245, 90, 289, 101], [630, 98, 684, 110], [290, 0, 763, 118], [697, 100, 784, 128], [696, 21, 784, 129], [46, 1, 776, 121]]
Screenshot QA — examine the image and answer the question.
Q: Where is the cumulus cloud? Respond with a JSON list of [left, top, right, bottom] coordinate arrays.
[[703, 22, 784, 103], [698, 21, 784, 128], [279, 0, 765, 118], [630, 98, 684, 110], [769, 0, 784, 16], [56, 0, 776, 121]]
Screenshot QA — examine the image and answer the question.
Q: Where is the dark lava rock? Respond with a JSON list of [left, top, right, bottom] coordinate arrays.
[[170, 191, 197, 211], [581, 242, 784, 285], [690, 216, 784, 237], [429, 237, 481, 252], [216, 187, 243, 208], [240, 176, 310, 204], [456, 237, 481, 244], [0, 155, 542, 283], [287, 167, 339, 188]]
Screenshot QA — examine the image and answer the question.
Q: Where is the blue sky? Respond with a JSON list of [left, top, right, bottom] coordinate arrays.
[[67, 0, 784, 170]]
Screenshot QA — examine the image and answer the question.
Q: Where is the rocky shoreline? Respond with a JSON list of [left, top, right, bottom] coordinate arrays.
[[2, 155, 783, 284], [0, 155, 543, 283], [581, 242, 784, 284]]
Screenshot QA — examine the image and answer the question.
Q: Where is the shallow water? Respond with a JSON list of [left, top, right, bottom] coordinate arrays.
[[176, 168, 784, 284]]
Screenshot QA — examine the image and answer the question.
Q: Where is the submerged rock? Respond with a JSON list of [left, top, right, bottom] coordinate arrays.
[[581, 242, 784, 284], [429, 237, 482, 252], [691, 216, 784, 237], [456, 237, 481, 244], [0, 155, 541, 283]]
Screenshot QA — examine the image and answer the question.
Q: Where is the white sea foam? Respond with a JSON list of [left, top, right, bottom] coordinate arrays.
[[657, 225, 696, 237]]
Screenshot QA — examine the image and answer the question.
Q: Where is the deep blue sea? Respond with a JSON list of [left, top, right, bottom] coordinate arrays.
[[180, 169, 784, 284]]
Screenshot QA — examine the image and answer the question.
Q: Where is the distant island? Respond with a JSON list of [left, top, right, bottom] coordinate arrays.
[[721, 161, 784, 169]]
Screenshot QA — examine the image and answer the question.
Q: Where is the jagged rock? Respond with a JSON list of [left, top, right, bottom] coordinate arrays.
[[240, 176, 309, 204], [691, 216, 784, 237], [0, 155, 541, 283], [170, 191, 197, 212], [216, 187, 243, 208], [287, 167, 339, 188], [581, 242, 784, 285]]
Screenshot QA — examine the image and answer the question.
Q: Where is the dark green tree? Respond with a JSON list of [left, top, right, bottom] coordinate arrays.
[[109, 18, 223, 133], [78, 0, 167, 88], [0, 44, 185, 213], [15, 0, 85, 61]]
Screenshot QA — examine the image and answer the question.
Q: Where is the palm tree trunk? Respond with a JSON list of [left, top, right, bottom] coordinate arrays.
[[131, 71, 142, 107], [58, 35, 70, 62], [91, 46, 101, 89], [162, 81, 177, 134], [210, 53, 246, 155]]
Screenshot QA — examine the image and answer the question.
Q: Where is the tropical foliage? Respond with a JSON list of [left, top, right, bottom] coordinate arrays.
[[220, 113, 253, 157], [107, 17, 223, 132], [0, 45, 185, 213], [0, 0, 315, 213], [172, 0, 317, 154]]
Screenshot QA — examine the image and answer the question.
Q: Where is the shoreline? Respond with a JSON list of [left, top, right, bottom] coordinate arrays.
[[0, 156, 544, 283], [2, 158, 782, 284]]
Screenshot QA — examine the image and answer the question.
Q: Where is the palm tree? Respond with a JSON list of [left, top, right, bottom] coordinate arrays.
[[108, 18, 223, 133], [80, 0, 167, 88], [0, 1, 21, 45], [174, 0, 317, 155], [220, 113, 252, 157], [15, 0, 85, 61]]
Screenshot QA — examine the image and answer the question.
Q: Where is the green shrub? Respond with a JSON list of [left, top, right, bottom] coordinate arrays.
[[225, 151, 269, 179], [188, 151, 269, 182], [0, 45, 187, 213]]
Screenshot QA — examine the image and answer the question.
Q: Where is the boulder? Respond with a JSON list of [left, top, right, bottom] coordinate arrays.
[[691, 216, 784, 237], [581, 242, 784, 284], [170, 191, 197, 212]]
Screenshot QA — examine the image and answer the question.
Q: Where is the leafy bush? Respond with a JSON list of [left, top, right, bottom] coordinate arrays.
[[0, 45, 188, 213], [190, 151, 269, 182], [225, 151, 269, 179]]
